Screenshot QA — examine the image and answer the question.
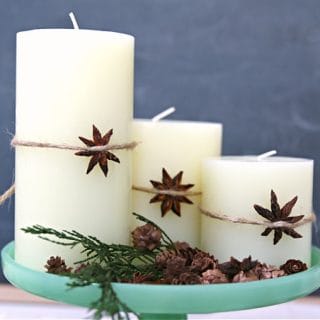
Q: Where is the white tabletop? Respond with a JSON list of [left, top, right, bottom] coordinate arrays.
[[0, 285, 319, 319]]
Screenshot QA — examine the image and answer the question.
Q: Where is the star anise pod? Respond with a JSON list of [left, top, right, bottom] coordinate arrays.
[[75, 125, 120, 177], [45, 256, 72, 275], [150, 168, 194, 217], [240, 256, 259, 272], [254, 190, 304, 245], [218, 256, 258, 281], [280, 259, 307, 274]]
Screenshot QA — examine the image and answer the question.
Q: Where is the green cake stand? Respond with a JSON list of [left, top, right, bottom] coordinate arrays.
[[2, 241, 320, 320]]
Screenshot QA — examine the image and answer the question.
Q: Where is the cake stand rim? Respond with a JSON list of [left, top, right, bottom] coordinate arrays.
[[2, 241, 320, 316]]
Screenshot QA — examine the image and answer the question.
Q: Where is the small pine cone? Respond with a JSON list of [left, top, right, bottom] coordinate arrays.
[[74, 263, 89, 273], [201, 269, 229, 284], [256, 263, 285, 280], [130, 272, 153, 284], [280, 259, 307, 275], [45, 256, 72, 275], [174, 241, 192, 251], [155, 249, 177, 269], [174, 241, 199, 265], [191, 252, 217, 274], [233, 270, 259, 283], [163, 256, 188, 283], [171, 272, 202, 285], [165, 256, 188, 276], [132, 223, 162, 251]]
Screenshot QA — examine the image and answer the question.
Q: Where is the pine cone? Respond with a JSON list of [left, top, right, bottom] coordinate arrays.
[[74, 263, 89, 273], [130, 272, 153, 284], [255, 263, 285, 279], [155, 249, 177, 269], [171, 272, 202, 285], [191, 252, 217, 274], [131, 223, 162, 251], [155, 242, 201, 270], [280, 259, 307, 275], [233, 270, 259, 283], [201, 269, 229, 284], [45, 256, 72, 274], [174, 241, 199, 265], [174, 241, 192, 251], [165, 256, 188, 278]]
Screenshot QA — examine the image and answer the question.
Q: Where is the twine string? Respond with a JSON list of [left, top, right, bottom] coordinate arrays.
[[0, 185, 15, 206], [199, 206, 316, 229], [0, 137, 138, 206], [0, 185, 317, 229], [11, 138, 139, 152], [132, 185, 201, 197]]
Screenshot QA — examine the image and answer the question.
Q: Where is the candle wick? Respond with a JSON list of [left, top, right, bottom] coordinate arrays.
[[257, 150, 277, 161], [69, 12, 80, 30], [151, 106, 176, 122]]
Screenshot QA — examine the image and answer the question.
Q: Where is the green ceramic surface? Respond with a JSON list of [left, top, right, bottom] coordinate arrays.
[[2, 241, 320, 319]]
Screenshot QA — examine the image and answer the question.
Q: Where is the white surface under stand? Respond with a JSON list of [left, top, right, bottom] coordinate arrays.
[[0, 285, 319, 319]]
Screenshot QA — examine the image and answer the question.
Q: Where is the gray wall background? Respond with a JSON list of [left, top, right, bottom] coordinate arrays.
[[1, 0, 320, 287]]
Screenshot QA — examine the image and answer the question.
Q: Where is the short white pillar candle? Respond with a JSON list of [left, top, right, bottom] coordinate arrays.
[[201, 156, 314, 266]]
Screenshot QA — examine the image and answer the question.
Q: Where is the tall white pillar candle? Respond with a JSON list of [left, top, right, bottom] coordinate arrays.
[[201, 156, 314, 266], [132, 119, 222, 247], [15, 29, 134, 270]]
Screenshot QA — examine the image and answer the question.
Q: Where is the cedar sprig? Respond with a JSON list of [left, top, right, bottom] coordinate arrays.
[[22, 225, 158, 266], [68, 263, 132, 320], [22, 213, 171, 319], [22, 226, 140, 319]]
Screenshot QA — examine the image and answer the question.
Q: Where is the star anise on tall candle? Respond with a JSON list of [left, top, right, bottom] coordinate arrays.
[[75, 125, 120, 176], [253, 190, 304, 245], [150, 168, 194, 217]]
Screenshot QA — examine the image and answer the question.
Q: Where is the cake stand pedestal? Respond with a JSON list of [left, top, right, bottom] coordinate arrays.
[[2, 242, 320, 320]]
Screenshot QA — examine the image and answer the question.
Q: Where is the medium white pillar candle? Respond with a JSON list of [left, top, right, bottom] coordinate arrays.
[[132, 119, 222, 247], [201, 156, 314, 266], [15, 29, 134, 270]]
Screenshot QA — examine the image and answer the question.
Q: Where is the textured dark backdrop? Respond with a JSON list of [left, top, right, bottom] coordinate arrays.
[[1, 0, 320, 287]]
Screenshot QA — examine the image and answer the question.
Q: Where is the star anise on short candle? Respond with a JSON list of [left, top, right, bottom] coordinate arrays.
[[253, 190, 304, 245], [150, 168, 194, 217], [75, 125, 120, 176]]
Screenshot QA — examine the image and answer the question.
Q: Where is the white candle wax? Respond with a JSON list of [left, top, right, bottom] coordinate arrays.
[[15, 29, 134, 270], [132, 119, 222, 246], [201, 156, 314, 266]]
